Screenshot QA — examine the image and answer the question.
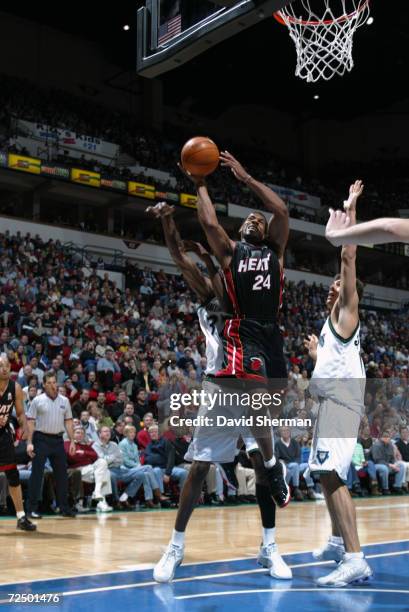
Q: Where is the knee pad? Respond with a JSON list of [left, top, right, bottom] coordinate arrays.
[[6, 468, 20, 488]]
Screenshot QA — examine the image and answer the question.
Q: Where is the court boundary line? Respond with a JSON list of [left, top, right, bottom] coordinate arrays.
[[175, 587, 409, 601], [0, 537, 407, 587], [0, 547, 407, 602]]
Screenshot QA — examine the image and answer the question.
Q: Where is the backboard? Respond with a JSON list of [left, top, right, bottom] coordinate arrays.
[[137, 0, 293, 78]]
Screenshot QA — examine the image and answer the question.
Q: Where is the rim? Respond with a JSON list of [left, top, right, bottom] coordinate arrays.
[[274, 0, 370, 26]]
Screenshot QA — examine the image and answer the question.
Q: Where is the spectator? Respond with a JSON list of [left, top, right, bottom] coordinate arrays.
[[133, 361, 157, 395], [93, 426, 147, 509], [134, 389, 149, 420], [96, 347, 120, 391], [275, 427, 317, 500], [79, 410, 99, 443], [111, 420, 125, 444], [137, 412, 154, 450], [119, 425, 168, 508], [144, 425, 188, 493], [370, 430, 406, 494], [72, 389, 91, 419], [65, 426, 112, 512]]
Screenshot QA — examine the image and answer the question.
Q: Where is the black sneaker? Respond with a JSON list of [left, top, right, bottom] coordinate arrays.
[[61, 509, 77, 517], [17, 516, 37, 531], [28, 511, 42, 519], [265, 460, 291, 508]]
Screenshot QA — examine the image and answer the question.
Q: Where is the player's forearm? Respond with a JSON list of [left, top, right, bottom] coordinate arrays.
[[161, 215, 185, 264], [196, 183, 219, 229], [198, 252, 218, 278], [17, 413, 30, 441], [246, 177, 289, 219], [329, 218, 409, 246]]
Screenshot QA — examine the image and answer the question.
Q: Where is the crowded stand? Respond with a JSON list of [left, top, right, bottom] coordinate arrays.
[[1, 73, 408, 227], [0, 229, 408, 515]]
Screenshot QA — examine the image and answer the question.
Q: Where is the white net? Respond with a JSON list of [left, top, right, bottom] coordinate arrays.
[[276, 0, 370, 82]]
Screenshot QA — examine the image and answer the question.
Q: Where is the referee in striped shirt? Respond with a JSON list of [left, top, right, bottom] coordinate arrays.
[[26, 371, 76, 518]]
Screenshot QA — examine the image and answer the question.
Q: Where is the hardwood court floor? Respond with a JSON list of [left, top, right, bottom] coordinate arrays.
[[0, 496, 408, 584]]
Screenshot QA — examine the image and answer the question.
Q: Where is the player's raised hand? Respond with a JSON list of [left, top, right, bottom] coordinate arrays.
[[177, 162, 206, 186], [220, 151, 251, 183], [325, 208, 351, 245], [146, 202, 175, 218], [344, 179, 364, 213], [304, 334, 318, 362]]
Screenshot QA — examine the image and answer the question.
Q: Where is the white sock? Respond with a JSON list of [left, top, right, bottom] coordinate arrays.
[[119, 492, 128, 502], [344, 551, 364, 561], [329, 535, 344, 546], [171, 529, 185, 548], [264, 456, 276, 469], [16, 511, 25, 520], [262, 527, 276, 547]]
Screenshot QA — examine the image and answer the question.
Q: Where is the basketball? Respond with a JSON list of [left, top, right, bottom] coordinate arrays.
[[181, 136, 220, 177]]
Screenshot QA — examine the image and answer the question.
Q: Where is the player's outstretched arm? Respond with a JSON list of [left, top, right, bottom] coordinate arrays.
[[183, 240, 225, 305], [146, 202, 214, 303], [326, 213, 409, 246], [335, 181, 363, 337], [220, 151, 289, 258], [15, 383, 35, 457], [177, 163, 234, 268]]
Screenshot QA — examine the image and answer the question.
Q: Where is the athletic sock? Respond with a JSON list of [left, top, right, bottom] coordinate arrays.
[[16, 511, 25, 520], [264, 456, 276, 469], [344, 552, 364, 561], [329, 535, 344, 546], [262, 527, 276, 547], [171, 529, 185, 548]]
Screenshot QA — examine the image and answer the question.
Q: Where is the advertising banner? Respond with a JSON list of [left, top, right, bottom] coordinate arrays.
[[8, 153, 41, 175], [71, 168, 101, 188]]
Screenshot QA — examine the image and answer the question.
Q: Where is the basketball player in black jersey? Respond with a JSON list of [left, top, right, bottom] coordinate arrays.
[[180, 151, 290, 508], [0, 355, 36, 531], [147, 202, 291, 582]]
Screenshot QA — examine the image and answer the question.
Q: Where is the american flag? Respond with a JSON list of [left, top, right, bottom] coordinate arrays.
[[158, 14, 182, 45]]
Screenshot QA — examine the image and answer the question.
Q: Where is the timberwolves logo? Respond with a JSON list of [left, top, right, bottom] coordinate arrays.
[[316, 449, 329, 465], [319, 334, 325, 347]]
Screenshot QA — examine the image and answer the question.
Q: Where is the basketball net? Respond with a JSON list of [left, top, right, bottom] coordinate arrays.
[[274, 0, 371, 82]]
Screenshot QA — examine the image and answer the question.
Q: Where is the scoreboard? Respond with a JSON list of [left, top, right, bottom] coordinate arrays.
[[137, 0, 291, 77]]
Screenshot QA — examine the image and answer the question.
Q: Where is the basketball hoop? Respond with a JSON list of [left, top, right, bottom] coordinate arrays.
[[274, 0, 371, 82]]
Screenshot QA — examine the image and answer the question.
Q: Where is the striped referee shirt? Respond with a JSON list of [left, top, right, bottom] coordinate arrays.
[[27, 392, 73, 435]]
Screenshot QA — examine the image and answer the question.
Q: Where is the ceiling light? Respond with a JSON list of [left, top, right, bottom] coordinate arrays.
[[367, 16, 374, 25], [123, 24, 130, 31]]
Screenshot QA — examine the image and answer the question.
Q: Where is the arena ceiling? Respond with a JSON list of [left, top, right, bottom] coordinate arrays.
[[4, 3, 409, 121]]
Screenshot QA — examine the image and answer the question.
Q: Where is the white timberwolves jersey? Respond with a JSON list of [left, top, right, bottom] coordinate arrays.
[[310, 316, 366, 414], [197, 298, 225, 376]]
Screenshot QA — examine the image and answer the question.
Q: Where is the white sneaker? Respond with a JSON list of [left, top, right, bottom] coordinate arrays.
[[75, 500, 90, 513], [96, 500, 113, 513], [314, 492, 325, 500], [317, 557, 372, 587], [257, 543, 292, 579], [153, 543, 184, 583], [313, 540, 345, 563]]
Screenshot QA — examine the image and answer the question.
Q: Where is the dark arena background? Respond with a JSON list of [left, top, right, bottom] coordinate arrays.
[[0, 2, 408, 611]]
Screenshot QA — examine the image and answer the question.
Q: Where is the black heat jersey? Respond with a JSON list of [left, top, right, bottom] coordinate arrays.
[[0, 380, 16, 429], [0, 379, 17, 469], [217, 241, 287, 383], [223, 241, 283, 321]]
